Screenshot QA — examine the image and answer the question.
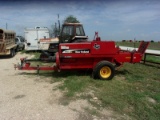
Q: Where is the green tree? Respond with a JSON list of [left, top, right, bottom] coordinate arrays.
[[63, 15, 80, 23], [50, 15, 80, 37], [49, 24, 59, 37]]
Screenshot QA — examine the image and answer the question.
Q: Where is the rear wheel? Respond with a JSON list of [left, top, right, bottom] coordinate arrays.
[[93, 61, 115, 80], [9, 49, 15, 57]]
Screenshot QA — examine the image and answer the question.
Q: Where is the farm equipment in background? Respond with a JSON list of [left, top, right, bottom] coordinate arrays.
[[39, 23, 88, 60], [15, 32, 150, 80], [49, 22, 88, 52]]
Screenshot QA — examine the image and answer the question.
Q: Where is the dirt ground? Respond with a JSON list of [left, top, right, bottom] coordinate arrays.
[[0, 52, 112, 120]]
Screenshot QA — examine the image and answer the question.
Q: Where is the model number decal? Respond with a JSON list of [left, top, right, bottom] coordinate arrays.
[[61, 46, 69, 49], [62, 49, 90, 53]]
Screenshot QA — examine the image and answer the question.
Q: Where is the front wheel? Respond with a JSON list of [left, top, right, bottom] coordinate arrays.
[[22, 45, 25, 50], [93, 61, 115, 80]]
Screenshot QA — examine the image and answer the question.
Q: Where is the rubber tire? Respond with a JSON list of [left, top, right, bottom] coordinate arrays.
[[39, 53, 49, 59], [22, 45, 25, 50], [93, 61, 115, 80], [10, 49, 15, 57], [16, 46, 19, 52]]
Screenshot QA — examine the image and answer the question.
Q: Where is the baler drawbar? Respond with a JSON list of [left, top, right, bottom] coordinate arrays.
[[16, 33, 149, 80]]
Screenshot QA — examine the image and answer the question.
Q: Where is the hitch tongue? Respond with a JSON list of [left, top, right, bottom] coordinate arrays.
[[17, 57, 31, 70]]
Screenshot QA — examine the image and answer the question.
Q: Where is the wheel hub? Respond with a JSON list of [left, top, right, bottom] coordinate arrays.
[[100, 66, 111, 78]]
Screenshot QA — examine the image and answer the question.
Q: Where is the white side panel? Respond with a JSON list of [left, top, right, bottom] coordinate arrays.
[[24, 27, 50, 50]]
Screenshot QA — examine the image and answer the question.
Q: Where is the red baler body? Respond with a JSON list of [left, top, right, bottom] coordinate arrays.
[[18, 39, 149, 71]]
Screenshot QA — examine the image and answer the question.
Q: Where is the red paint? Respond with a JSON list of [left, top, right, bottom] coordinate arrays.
[[18, 34, 149, 71]]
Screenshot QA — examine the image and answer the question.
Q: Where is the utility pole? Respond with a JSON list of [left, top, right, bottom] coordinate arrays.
[[58, 14, 60, 34], [55, 22, 57, 37], [134, 37, 136, 48]]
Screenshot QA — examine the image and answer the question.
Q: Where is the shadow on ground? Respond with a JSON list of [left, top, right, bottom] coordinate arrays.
[[18, 69, 93, 79]]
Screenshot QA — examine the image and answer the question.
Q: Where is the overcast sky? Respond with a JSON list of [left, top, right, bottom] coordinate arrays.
[[0, 0, 160, 41]]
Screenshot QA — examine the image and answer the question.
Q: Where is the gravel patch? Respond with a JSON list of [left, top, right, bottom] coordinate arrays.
[[0, 53, 78, 120]]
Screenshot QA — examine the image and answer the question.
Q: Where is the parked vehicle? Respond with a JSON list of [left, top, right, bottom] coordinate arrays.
[[15, 36, 25, 51], [0, 28, 17, 57], [24, 27, 50, 51], [39, 23, 88, 58]]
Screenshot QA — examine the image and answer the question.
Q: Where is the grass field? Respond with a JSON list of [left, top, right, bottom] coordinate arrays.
[[22, 42, 160, 119], [34, 62, 160, 120], [116, 41, 160, 50]]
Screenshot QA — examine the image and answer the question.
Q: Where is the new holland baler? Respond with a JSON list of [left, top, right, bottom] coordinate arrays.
[[16, 33, 149, 80]]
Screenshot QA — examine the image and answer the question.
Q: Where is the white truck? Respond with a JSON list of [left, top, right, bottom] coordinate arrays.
[[24, 27, 50, 51]]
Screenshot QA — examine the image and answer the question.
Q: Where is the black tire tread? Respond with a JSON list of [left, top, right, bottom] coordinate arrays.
[[93, 61, 115, 80], [9, 49, 15, 58]]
